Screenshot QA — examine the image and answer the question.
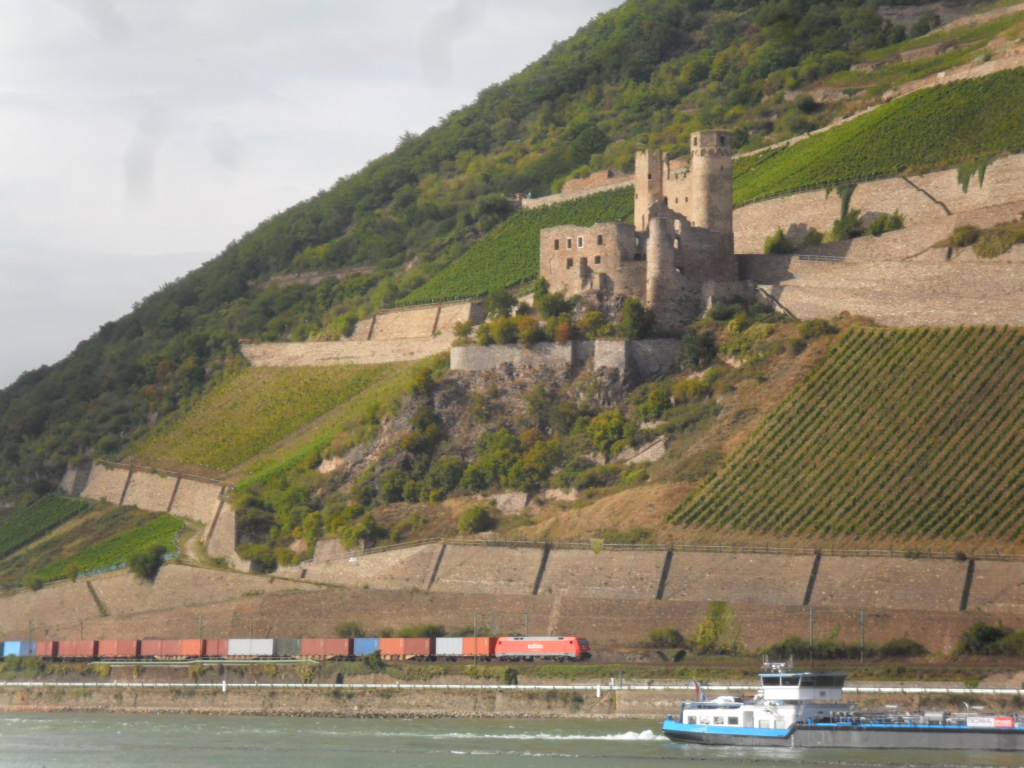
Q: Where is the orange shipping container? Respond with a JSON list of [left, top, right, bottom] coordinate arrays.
[[463, 637, 497, 657], [181, 639, 205, 657], [140, 639, 163, 657], [379, 637, 432, 657], [299, 638, 352, 657]]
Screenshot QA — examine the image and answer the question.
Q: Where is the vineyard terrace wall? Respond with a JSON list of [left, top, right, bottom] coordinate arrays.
[[60, 462, 244, 568], [733, 153, 1024, 255], [6, 545, 1024, 654]]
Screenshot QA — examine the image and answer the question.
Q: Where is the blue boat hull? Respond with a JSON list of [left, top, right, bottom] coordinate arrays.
[[662, 718, 1024, 750]]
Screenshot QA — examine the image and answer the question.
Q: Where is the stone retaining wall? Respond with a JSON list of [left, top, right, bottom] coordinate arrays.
[[80, 464, 130, 504], [3, 555, 1021, 653], [122, 471, 178, 512], [241, 336, 453, 367], [450, 339, 680, 378], [734, 153, 1024, 255]]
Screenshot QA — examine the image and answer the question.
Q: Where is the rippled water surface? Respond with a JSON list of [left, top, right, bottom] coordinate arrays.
[[2, 713, 1023, 767]]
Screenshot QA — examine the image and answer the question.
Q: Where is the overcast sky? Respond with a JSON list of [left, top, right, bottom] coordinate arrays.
[[0, 0, 622, 388]]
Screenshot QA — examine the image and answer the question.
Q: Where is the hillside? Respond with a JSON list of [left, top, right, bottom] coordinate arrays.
[[2, 0, 1024, 588]]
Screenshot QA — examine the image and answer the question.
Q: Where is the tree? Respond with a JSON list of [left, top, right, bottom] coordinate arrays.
[[694, 600, 738, 654], [128, 544, 168, 582], [458, 505, 497, 535], [486, 287, 516, 318], [619, 298, 655, 339]]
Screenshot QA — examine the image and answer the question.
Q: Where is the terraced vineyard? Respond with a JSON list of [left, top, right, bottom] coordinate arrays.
[[402, 187, 632, 305], [135, 363, 422, 473], [0, 496, 92, 559], [734, 68, 1024, 206], [670, 326, 1024, 548], [32, 514, 184, 583]]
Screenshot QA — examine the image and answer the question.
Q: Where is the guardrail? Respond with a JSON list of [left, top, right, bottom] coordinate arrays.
[[0, 680, 1020, 696]]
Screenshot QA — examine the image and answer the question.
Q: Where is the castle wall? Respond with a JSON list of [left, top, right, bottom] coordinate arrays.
[[450, 341, 580, 372], [241, 336, 453, 367], [520, 175, 633, 210], [451, 340, 680, 378]]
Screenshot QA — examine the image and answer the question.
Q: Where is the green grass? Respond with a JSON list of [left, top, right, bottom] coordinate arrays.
[[0, 496, 92, 559], [402, 187, 632, 305], [32, 514, 184, 583], [671, 326, 1024, 547], [135, 363, 424, 473], [734, 68, 1024, 206]]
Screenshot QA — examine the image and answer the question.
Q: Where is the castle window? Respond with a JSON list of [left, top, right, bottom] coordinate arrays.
[[581, 258, 588, 268], [566, 258, 573, 269], [663, 197, 668, 206], [719, 135, 725, 146], [634, 253, 644, 261], [594, 256, 601, 265], [553, 240, 559, 251], [566, 238, 573, 249], [578, 236, 584, 248], [597, 235, 604, 245]]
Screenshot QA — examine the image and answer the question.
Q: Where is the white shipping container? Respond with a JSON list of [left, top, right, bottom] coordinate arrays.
[[227, 638, 275, 657], [435, 637, 463, 656]]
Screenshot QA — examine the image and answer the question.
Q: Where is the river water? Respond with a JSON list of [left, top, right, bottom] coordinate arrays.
[[2, 713, 1023, 768]]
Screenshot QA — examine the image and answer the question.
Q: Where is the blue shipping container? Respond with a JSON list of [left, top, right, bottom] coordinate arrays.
[[353, 637, 380, 656], [2, 641, 28, 657]]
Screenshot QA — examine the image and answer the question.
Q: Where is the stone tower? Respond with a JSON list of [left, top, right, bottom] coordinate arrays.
[[633, 148, 668, 231], [688, 130, 734, 244]]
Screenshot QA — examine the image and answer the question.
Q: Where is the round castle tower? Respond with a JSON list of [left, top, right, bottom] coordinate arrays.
[[688, 130, 733, 238]]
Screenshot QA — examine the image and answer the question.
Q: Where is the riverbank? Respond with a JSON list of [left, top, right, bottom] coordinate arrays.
[[0, 681, 675, 719], [3, 679, 1022, 720]]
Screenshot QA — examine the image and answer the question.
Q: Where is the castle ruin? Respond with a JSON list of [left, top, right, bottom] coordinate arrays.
[[539, 130, 744, 330]]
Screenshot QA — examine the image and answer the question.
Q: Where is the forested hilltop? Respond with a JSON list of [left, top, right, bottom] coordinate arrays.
[[2, 0, 1023, 582]]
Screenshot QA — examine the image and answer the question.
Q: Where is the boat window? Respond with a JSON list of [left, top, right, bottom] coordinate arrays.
[[758, 720, 770, 729], [781, 675, 800, 686], [728, 717, 739, 725], [761, 676, 780, 686], [687, 717, 696, 724], [713, 717, 723, 725], [699, 717, 710, 724]]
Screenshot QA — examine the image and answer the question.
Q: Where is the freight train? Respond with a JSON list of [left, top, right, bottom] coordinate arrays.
[[0, 635, 590, 662]]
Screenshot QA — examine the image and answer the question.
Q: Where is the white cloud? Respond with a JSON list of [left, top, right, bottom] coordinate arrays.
[[0, 0, 621, 386]]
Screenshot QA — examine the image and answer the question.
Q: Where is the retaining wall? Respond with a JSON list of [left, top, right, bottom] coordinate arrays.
[[734, 153, 1024, 255], [539, 549, 666, 600], [122, 471, 178, 512], [766, 260, 1024, 327], [283, 539, 443, 591], [80, 464, 131, 504], [3, 557, 1020, 654], [811, 557, 967, 613], [450, 340, 680, 378], [430, 544, 545, 596], [660, 552, 815, 605], [241, 336, 453, 367]]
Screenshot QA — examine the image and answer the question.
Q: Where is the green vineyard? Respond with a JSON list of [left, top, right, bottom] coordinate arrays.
[[670, 326, 1024, 548], [0, 495, 92, 560], [136, 363, 420, 473], [733, 68, 1024, 206], [402, 187, 633, 305]]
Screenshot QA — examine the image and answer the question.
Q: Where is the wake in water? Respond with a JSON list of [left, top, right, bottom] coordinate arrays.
[[404, 728, 668, 742]]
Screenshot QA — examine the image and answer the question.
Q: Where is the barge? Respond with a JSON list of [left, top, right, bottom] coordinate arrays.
[[662, 662, 1024, 750]]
